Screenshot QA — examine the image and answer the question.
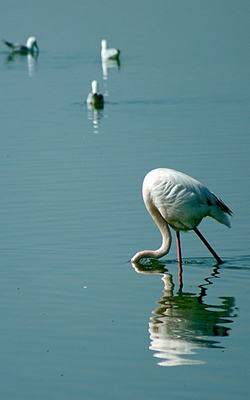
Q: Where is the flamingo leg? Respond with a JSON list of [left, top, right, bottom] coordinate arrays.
[[176, 231, 183, 290], [193, 226, 223, 264], [176, 231, 182, 264]]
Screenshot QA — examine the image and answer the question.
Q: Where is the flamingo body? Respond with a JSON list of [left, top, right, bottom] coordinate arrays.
[[2, 36, 39, 54], [101, 39, 120, 61], [131, 168, 232, 263]]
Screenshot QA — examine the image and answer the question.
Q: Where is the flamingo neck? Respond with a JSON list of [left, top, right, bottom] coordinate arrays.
[[131, 211, 172, 263]]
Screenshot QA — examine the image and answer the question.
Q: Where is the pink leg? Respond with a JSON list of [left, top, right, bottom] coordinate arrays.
[[193, 226, 223, 264], [176, 231, 182, 265], [176, 231, 183, 291]]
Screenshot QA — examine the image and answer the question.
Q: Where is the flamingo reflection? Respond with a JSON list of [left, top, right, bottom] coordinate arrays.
[[131, 261, 237, 366]]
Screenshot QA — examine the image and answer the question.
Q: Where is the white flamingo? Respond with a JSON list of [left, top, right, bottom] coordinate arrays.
[[131, 168, 233, 264]]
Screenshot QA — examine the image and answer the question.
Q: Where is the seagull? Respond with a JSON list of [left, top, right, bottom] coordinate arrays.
[[2, 36, 39, 54], [101, 39, 120, 61], [87, 80, 104, 109]]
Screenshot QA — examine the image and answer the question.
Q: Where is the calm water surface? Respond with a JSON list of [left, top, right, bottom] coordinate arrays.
[[1, 1, 250, 399]]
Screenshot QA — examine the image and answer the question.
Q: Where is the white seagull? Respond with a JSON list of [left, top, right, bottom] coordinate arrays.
[[2, 36, 39, 54], [101, 39, 120, 61], [87, 80, 104, 109], [131, 168, 233, 265]]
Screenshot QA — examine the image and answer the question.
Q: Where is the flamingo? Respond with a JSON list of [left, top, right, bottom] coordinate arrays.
[[2, 36, 39, 54], [101, 39, 120, 61], [131, 168, 233, 265], [87, 80, 104, 109]]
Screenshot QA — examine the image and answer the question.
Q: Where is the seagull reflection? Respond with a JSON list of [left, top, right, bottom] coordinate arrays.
[[27, 53, 38, 77], [87, 105, 104, 134], [131, 261, 237, 367], [102, 59, 120, 80], [101, 59, 120, 98], [5, 52, 38, 77]]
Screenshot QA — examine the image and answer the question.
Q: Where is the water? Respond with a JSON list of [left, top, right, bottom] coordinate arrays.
[[0, 1, 250, 399]]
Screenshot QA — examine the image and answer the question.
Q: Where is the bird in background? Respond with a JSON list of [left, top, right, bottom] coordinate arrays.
[[101, 39, 120, 61], [87, 80, 104, 109], [131, 168, 233, 265], [2, 36, 39, 54]]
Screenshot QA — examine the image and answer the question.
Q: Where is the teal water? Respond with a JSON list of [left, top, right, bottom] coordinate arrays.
[[0, 1, 250, 399]]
